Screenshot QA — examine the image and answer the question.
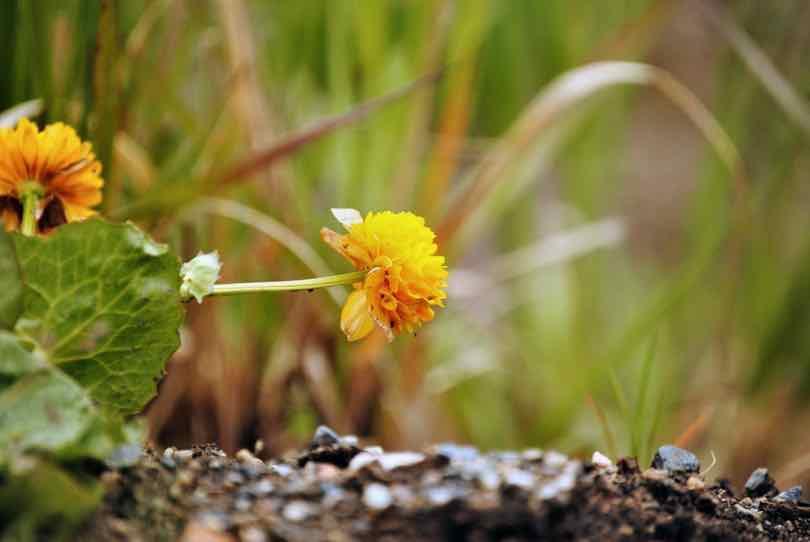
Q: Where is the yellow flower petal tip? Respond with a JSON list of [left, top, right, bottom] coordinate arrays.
[[322, 209, 448, 342], [0, 118, 103, 234]]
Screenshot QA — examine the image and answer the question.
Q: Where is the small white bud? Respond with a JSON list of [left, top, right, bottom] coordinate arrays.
[[179, 251, 222, 303]]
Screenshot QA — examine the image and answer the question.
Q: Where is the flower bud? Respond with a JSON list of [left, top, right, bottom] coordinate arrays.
[[179, 251, 222, 303]]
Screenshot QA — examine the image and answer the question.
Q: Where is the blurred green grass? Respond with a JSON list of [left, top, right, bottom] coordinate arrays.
[[2, 0, 810, 487]]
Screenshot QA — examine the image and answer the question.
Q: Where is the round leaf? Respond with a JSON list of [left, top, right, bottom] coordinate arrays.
[[12, 220, 184, 415]]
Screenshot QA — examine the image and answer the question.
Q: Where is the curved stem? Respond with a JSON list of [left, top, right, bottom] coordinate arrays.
[[210, 270, 365, 297]]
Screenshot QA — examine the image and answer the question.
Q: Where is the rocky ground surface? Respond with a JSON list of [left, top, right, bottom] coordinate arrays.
[[83, 427, 810, 541]]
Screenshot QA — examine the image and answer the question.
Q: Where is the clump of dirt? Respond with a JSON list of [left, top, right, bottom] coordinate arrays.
[[83, 429, 810, 541]]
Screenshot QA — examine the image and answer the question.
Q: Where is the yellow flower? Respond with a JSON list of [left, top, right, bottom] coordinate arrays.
[[0, 118, 103, 233], [321, 209, 448, 342]]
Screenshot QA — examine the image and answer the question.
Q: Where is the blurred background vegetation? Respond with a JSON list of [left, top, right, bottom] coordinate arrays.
[[2, 0, 809, 490]]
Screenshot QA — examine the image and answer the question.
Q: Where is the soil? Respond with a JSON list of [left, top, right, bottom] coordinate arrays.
[[82, 432, 810, 541]]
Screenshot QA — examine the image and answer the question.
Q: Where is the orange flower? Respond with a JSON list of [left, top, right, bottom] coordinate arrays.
[[0, 118, 103, 233], [321, 209, 448, 342]]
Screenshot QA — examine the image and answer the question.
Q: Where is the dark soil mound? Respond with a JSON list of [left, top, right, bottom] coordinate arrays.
[[84, 432, 810, 541]]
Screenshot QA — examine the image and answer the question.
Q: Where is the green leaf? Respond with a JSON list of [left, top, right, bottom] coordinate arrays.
[[0, 456, 101, 542], [0, 229, 22, 330], [0, 330, 37, 384], [0, 367, 97, 456], [0, 329, 130, 463], [11, 219, 184, 415]]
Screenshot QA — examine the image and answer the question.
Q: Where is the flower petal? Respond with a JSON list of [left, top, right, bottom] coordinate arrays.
[[340, 289, 376, 342], [330, 207, 363, 231]]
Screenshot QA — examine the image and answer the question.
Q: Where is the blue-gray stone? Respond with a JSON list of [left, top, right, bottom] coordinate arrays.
[[775, 486, 802, 503], [744, 468, 775, 498], [650, 445, 700, 474], [311, 425, 341, 448], [434, 443, 479, 463], [105, 444, 143, 469]]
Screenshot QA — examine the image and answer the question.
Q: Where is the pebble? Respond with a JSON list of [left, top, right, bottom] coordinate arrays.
[[434, 443, 479, 463], [174, 449, 194, 462], [390, 484, 416, 507], [535, 466, 579, 501], [106, 444, 143, 468], [494, 451, 521, 463], [240, 462, 267, 479], [424, 485, 460, 506], [735, 503, 764, 522], [543, 450, 568, 469], [377, 452, 426, 471], [745, 468, 775, 498], [477, 470, 501, 491], [163, 447, 177, 458], [341, 435, 359, 447], [687, 476, 705, 491], [160, 456, 177, 470], [363, 483, 393, 510], [196, 510, 230, 531], [321, 484, 347, 509], [282, 500, 316, 522], [348, 452, 379, 471], [311, 425, 341, 448], [247, 479, 274, 497], [224, 471, 246, 488], [271, 463, 293, 477], [236, 449, 265, 467], [651, 445, 700, 474], [504, 468, 535, 490], [591, 451, 612, 467], [239, 526, 267, 542], [522, 448, 544, 462], [234, 496, 253, 512], [775, 486, 802, 503]]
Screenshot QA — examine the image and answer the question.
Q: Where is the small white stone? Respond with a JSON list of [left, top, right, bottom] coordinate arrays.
[[363, 483, 393, 510], [271, 463, 293, 477], [239, 526, 268, 542], [377, 452, 426, 471], [478, 470, 501, 491], [236, 449, 264, 466], [174, 449, 194, 461], [282, 500, 316, 522], [425, 486, 456, 506], [522, 448, 544, 461], [591, 451, 612, 467], [543, 450, 568, 469], [504, 469, 535, 490], [349, 452, 379, 471]]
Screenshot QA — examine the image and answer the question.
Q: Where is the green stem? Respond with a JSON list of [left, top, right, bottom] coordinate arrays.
[[210, 270, 366, 297], [20, 182, 42, 236]]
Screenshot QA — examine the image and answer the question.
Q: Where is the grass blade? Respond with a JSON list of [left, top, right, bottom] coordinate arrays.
[[631, 334, 658, 459]]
